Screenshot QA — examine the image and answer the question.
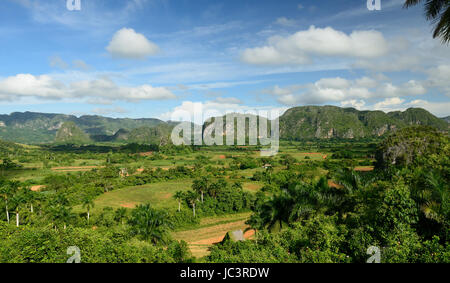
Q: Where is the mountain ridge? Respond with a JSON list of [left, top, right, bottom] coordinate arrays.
[[0, 107, 447, 144]]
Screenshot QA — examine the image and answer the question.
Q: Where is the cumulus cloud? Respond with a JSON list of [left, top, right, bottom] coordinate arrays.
[[365, 98, 450, 117], [0, 74, 175, 102], [373, 97, 405, 111], [340, 99, 366, 110], [106, 28, 159, 59], [426, 65, 450, 96], [0, 74, 67, 100], [241, 26, 388, 65], [377, 80, 427, 97], [265, 76, 427, 106]]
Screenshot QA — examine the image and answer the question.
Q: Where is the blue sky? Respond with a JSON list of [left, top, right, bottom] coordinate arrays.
[[0, 0, 449, 120]]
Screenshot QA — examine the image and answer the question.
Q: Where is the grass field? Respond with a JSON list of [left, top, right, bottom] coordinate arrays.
[[91, 180, 193, 211]]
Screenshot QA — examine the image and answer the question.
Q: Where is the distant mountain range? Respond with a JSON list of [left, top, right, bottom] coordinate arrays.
[[279, 106, 448, 140], [0, 107, 447, 144]]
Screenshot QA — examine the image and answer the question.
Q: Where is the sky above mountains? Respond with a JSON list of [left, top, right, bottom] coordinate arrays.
[[0, 0, 449, 120]]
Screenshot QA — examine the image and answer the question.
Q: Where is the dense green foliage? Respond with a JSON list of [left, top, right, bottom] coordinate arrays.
[[207, 127, 450, 263], [0, 125, 448, 263], [280, 106, 448, 140]]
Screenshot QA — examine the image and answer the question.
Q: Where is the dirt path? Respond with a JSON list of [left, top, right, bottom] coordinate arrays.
[[51, 166, 104, 172], [354, 166, 374, 172], [173, 218, 253, 258]]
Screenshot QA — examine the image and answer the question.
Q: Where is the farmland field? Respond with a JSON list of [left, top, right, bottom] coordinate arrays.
[[0, 126, 448, 264]]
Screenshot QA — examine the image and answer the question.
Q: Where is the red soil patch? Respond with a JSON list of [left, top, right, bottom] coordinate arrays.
[[191, 228, 256, 245], [328, 180, 344, 189], [120, 202, 137, 208], [138, 151, 153, 156], [323, 155, 327, 159], [30, 185, 45, 192], [244, 229, 255, 239], [218, 155, 226, 159], [92, 226, 98, 230]]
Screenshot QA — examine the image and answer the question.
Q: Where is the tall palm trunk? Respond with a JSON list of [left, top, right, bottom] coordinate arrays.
[[30, 204, 33, 213], [201, 191, 204, 203], [87, 210, 90, 224], [178, 201, 181, 212], [192, 203, 196, 217], [5, 200, 9, 224], [16, 212, 19, 227]]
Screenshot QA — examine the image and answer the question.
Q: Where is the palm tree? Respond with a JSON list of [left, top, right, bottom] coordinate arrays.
[[0, 181, 17, 224], [47, 193, 72, 230], [81, 195, 95, 224], [114, 207, 127, 225], [404, 0, 450, 43], [185, 191, 199, 217], [57, 206, 74, 230], [22, 187, 37, 213], [173, 191, 185, 212], [412, 170, 448, 223], [333, 168, 375, 215], [259, 192, 291, 232], [10, 190, 25, 227], [128, 204, 173, 244], [192, 176, 209, 203]]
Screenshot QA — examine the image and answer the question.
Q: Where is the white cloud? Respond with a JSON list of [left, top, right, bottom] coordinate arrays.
[[378, 80, 427, 97], [49, 56, 69, 69], [266, 76, 427, 106], [0, 74, 67, 100], [107, 28, 159, 59], [275, 17, 296, 27], [241, 26, 388, 65], [340, 99, 366, 110], [373, 97, 405, 110], [426, 65, 450, 96], [0, 74, 175, 102], [366, 98, 450, 117]]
